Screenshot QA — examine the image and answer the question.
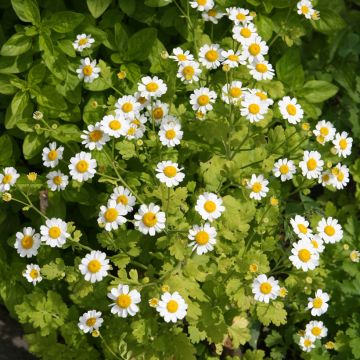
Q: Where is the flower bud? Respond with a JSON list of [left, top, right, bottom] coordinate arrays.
[[2, 193, 12, 202], [33, 111, 43, 120], [117, 71, 126, 80]]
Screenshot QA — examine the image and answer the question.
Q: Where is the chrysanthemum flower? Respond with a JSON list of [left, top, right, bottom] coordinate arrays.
[[290, 215, 313, 240], [316, 217, 343, 244], [169, 47, 194, 63], [0, 167, 19, 192], [195, 192, 225, 222], [198, 44, 224, 70], [134, 203, 166, 236], [158, 122, 183, 147], [313, 120, 336, 144], [350, 250, 360, 263], [299, 150, 324, 179], [23, 264, 42, 285], [100, 113, 130, 138], [190, 0, 214, 12], [177, 60, 202, 84], [155, 161, 185, 188], [73, 34, 95, 52], [252, 274, 280, 303], [110, 186, 136, 214], [299, 335, 316, 352], [227, 7, 253, 24], [69, 151, 97, 182], [332, 131, 353, 158], [221, 49, 245, 68], [318, 170, 334, 187], [241, 94, 268, 123], [278, 96, 304, 124], [309, 234, 325, 253], [289, 239, 319, 271], [331, 163, 349, 189], [307, 289, 329, 316], [156, 291, 188, 323], [42, 142, 64, 168], [108, 284, 141, 318], [46, 171, 69, 192], [40, 218, 70, 247], [305, 320, 328, 339], [147, 100, 169, 124], [190, 87, 217, 113], [138, 76, 167, 98], [297, 0, 315, 19], [188, 223, 217, 255], [232, 23, 257, 44], [221, 81, 245, 104], [78, 310, 103, 333], [79, 250, 110, 283], [98, 200, 127, 231], [14, 227, 41, 258], [202, 7, 224, 23], [76, 57, 101, 83], [115, 95, 140, 120], [248, 60, 275, 81], [81, 122, 110, 150], [272, 158, 296, 181], [242, 36, 268, 63], [247, 174, 269, 200]]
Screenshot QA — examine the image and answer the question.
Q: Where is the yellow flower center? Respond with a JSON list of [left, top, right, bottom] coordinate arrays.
[[87, 259, 102, 273], [236, 13, 246, 21], [229, 87, 241, 98], [311, 240, 319, 249], [153, 107, 164, 119], [197, 95, 210, 106], [49, 226, 61, 239], [205, 49, 219, 62], [249, 103, 260, 114], [132, 119, 141, 126], [252, 182, 262, 193], [86, 317, 96, 327], [256, 92, 268, 100], [311, 327, 322, 336], [177, 54, 187, 61], [197, 0, 206, 4], [304, 339, 312, 347], [286, 104, 297, 116], [307, 159, 317, 171], [2, 174, 12, 184], [142, 212, 157, 227], [21, 235, 33, 249], [313, 297, 323, 308], [337, 171, 344, 181], [228, 54, 239, 61], [204, 200, 216, 213], [53, 175, 62, 185], [322, 174, 330, 182], [249, 263, 258, 272], [48, 150, 58, 161], [208, 9, 217, 16], [76, 160, 89, 173], [301, 5, 309, 14], [182, 66, 195, 80], [116, 294, 131, 308], [30, 269, 39, 279], [320, 127, 329, 136], [298, 249, 311, 262], [324, 225, 335, 236], [279, 164, 289, 174], [78, 38, 88, 46], [83, 65, 93, 76], [298, 224, 308, 234], [165, 129, 176, 140], [138, 96, 147, 104], [117, 195, 128, 205], [163, 166, 177, 178], [104, 208, 118, 222], [166, 300, 179, 313], [240, 28, 251, 38], [109, 120, 121, 130], [255, 63, 268, 73], [122, 102, 133, 113], [89, 130, 103, 142], [339, 138, 347, 150], [260, 282, 272, 294], [249, 43, 260, 56], [146, 82, 159, 92], [195, 230, 210, 245]]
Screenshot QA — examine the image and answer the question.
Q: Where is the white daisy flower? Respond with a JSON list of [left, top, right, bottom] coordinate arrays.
[[40, 218, 70, 247], [332, 131, 353, 158], [227, 7, 253, 24], [155, 161, 185, 188], [252, 274, 280, 303], [307, 289, 329, 316], [156, 291, 188, 323], [289, 239, 319, 271], [138, 76, 167, 99], [23, 264, 42, 285], [248, 60, 275, 81], [272, 158, 296, 181], [331, 163, 349, 190], [198, 44, 224, 70], [350, 250, 360, 263], [100, 113, 130, 138], [134, 91, 150, 110], [169, 47, 194, 63], [160, 114, 180, 127], [148, 101, 169, 124], [14, 227, 41, 258], [42, 142, 64, 168], [126, 124, 145, 140], [190, 87, 217, 113], [278, 96, 304, 124], [177, 60, 202, 84], [115, 95, 140, 119], [188, 223, 216, 255], [242, 36, 268, 63], [73, 34, 95, 52], [76, 57, 101, 83], [240, 94, 268, 123], [247, 88, 274, 107], [317, 217, 343, 244], [131, 113, 148, 128], [108, 284, 141, 318], [110, 186, 136, 214], [98, 200, 127, 231], [232, 23, 257, 44], [290, 215, 313, 240], [297, 0, 315, 19], [46, 171, 69, 191], [134, 203, 166, 236], [81, 122, 110, 151], [299, 335, 316, 352], [0, 167, 19, 192], [69, 151, 97, 182], [221, 81, 245, 104], [202, 7, 224, 23], [309, 234, 325, 253], [190, 0, 214, 12], [159, 122, 183, 147], [299, 150, 324, 179], [78, 310, 103, 333], [318, 170, 334, 187], [305, 320, 328, 339], [195, 192, 225, 222], [221, 49, 246, 68], [79, 250, 110, 283], [247, 174, 269, 200], [313, 120, 336, 144]]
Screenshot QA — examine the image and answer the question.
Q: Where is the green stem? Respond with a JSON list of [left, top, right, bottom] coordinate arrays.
[[19, 190, 49, 220], [100, 334, 124, 360]]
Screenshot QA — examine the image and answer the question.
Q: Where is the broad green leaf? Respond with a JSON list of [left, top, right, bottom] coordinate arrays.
[[23, 133, 46, 159], [44, 11, 85, 33], [36, 86, 67, 110], [0, 135, 13, 165], [87, 0, 112, 18], [256, 302, 287, 326], [51, 124, 81, 143], [126, 28, 158, 61], [0, 74, 18, 94], [0, 33, 32, 56], [276, 48, 304, 89], [254, 15, 273, 41], [144, 0, 173, 6], [7, 90, 31, 129], [11, 0, 40, 25], [298, 80, 339, 103], [311, 9, 346, 34]]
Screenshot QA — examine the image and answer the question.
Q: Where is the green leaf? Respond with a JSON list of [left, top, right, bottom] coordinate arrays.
[[276, 48, 304, 89], [0, 33, 32, 56], [44, 11, 85, 33], [298, 80, 339, 103], [144, 0, 173, 7], [7, 90, 31, 129], [126, 28, 158, 61], [311, 9, 346, 34], [11, 0, 41, 25], [0, 74, 18, 94], [87, 0, 112, 18], [27, 63, 46, 84], [23, 133, 46, 160], [51, 124, 81, 143], [0, 135, 13, 165], [41, 258, 66, 280], [116, 140, 137, 160], [36, 86, 67, 110], [256, 301, 287, 326], [254, 15, 273, 41]]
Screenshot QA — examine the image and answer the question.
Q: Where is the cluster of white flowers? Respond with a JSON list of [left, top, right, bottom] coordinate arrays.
[[296, 0, 320, 20]]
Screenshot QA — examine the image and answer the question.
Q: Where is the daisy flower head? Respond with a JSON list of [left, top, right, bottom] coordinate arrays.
[[319, 170, 334, 187], [110, 186, 136, 214], [221, 49, 246, 68], [98, 200, 127, 231], [23, 264, 42, 285], [188, 223, 217, 255], [0, 167, 19, 192], [138, 76, 167, 99], [290, 215, 313, 240], [40, 218, 69, 247], [81, 122, 110, 151], [221, 81, 245, 105], [169, 47, 194, 63], [190, 0, 214, 12], [272, 158, 296, 181], [155, 161, 185, 188], [190, 87, 217, 113], [299, 150, 324, 179], [316, 217, 343, 244], [148, 101, 169, 124], [69, 151, 97, 182], [134, 203, 166, 236], [14, 227, 41, 258], [309, 234, 325, 253], [252, 274, 280, 303], [46, 171, 69, 192], [332, 131, 353, 158], [232, 23, 257, 44], [299, 335, 316, 352], [331, 163, 349, 190], [156, 291, 188, 323], [126, 124, 145, 140], [242, 36, 268, 63], [42, 142, 64, 168], [297, 0, 315, 19], [79, 250, 110, 283], [78, 310, 103, 334], [250, 88, 274, 107], [305, 320, 328, 339], [313, 120, 336, 145], [73, 33, 95, 52], [195, 192, 225, 222], [177, 60, 202, 84], [350, 250, 360, 263], [240, 94, 268, 123], [308, 289, 329, 316], [247, 174, 269, 200], [100, 113, 130, 138], [202, 7, 224, 23], [278, 96, 304, 124], [289, 239, 319, 271], [134, 90, 150, 110], [76, 57, 101, 83], [159, 122, 183, 147], [248, 60, 275, 81], [227, 7, 253, 24], [115, 95, 140, 119], [108, 284, 141, 318], [198, 44, 224, 70]]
